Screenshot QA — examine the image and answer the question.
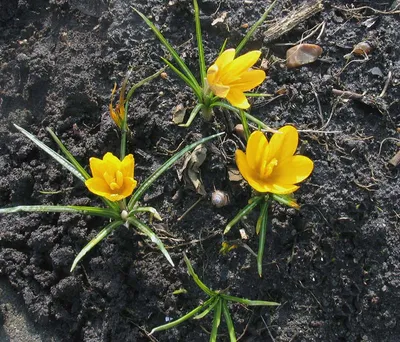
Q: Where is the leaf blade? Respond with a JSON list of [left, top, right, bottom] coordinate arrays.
[[70, 220, 123, 271], [14, 124, 85, 182], [133, 7, 201, 93], [0, 205, 119, 219], [150, 297, 215, 334], [193, 0, 206, 87], [128, 216, 174, 266]]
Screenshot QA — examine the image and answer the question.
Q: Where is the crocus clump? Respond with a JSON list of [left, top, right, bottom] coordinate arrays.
[[206, 48, 265, 109], [235, 126, 314, 194], [85, 152, 137, 201]]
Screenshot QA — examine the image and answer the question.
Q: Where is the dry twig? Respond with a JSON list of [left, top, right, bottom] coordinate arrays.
[[264, 0, 323, 43]]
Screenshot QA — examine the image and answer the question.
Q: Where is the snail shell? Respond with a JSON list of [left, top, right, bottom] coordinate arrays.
[[211, 190, 229, 208]]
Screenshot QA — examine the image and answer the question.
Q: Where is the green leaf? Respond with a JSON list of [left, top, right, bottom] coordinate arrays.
[[218, 39, 228, 56], [46, 127, 90, 180], [221, 300, 237, 342], [193, 298, 218, 320], [133, 8, 201, 93], [14, 124, 85, 183], [160, 57, 202, 100], [239, 109, 250, 141], [211, 101, 275, 132], [235, 0, 279, 55], [150, 297, 215, 334], [128, 216, 174, 267], [125, 67, 167, 108], [221, 294, 279, 306], [184, 254, 214, 296], [0, 205, 119, 219], [210, 299, 222, 342], [193, 0, 206, 87], [255, 197, 269, 235], [129, 206, 162, 222], [127, 132, 223, 210], [70, 220, 123, 271], [257, 201, 269, 277], [224, 196, 263, 234], [178, 103, 204, 128]]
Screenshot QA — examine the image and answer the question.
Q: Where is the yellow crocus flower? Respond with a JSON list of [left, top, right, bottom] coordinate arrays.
[[235, 126, 314, 194], [206, 48, 266, 109], [85, 152, 137, 201]]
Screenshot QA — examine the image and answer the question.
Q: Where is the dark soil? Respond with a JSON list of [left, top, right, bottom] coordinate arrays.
[[1, 0, 399, 341]]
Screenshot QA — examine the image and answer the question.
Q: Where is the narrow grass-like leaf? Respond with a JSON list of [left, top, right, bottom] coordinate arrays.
[[178, 103, 204, 128], [150, 297, 215, 334], [243, 92, 273, 98], [184, 254, 214, 296], [128, 216, 174, 266], [218, 39, 228, 56], [125, 67, 167, 108], [133, 8, 201, 93], [210, 101, 275, 132], [128, 132, 223, 210], [239, 109, 250, 141], [257, 201, 269, 277], [193, 0, 206, 87], [119, 69, 133, 160], [46, 127, 119, 211], [221, 294, 279, 306], [256, 197, 269, 235], [235, 0, 279, 55], [129, 206, 162, 222], [46, 127, 90, 179], [70, 220, 123, 271], [161, 57, 202, 100], [221, 300, 237, 342], [14, 124, 85, 183], [0, 205, 119, 219], [193, 298, 218, 320], [224, 196, 263, 234], [210, 299, 222, 342]]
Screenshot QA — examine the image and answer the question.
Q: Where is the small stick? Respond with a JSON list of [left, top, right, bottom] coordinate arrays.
[[389, 150, 400, 167], [332, 89, 364, 100], [379, 71, 393, 98], [264, 0, 324, 43], [177, 197, 203, 221]]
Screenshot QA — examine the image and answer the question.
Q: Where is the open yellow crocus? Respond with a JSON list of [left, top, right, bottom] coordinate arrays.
[[235, 126, 314, 194], [206, 48, 266, 109], [85, 152, 137, 201]]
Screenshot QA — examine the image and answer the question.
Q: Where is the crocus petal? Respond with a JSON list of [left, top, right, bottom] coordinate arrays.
[[121, 154, 134, 178], [214, 48, 236, 71], [226, 88, 249, 109], [85, 177, 111, 197], [268, 183, 299, 195], [271, 155, 314, 184], [89, 157, 106, 179], [103, 152, 121, 168], [220, 50, 261, 84], [264, 125, 298, 164], [120, 177, 138, 197], [246, 131, 269, 170], [209, 83, 230, 98], [229, 69, 266, 91], [235, 149, 254, 184], [105, 193, 125, 202], [206, 64, 219, 85]]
